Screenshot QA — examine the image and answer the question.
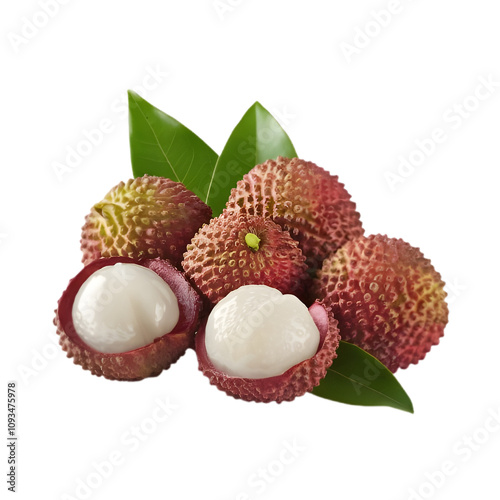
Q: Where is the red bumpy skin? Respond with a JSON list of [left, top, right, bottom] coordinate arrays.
[[81, 175, 212, 268], [313, 234, 449, 372], [54, 257, 202, 381], [182, 212, 309, 306], [225, 157, 364, 271], [195, 301, 340, 403]]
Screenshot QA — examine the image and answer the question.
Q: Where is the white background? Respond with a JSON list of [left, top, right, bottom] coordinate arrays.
[[2, 1, 499, 499]]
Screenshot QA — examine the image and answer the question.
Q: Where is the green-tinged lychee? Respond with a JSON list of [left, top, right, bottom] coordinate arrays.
[[182, 212, 309, 306], [225, 156, 364, 272], [81, 175, 212, 267], [313, 234, 449, 372]]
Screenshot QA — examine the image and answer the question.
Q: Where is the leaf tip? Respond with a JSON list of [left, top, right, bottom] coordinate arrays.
[[128, 90, 147, 107], [253, 101, 269, 113], [246, 101, 268, 116]]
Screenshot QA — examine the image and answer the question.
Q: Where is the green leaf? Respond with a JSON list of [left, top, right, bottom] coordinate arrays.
[[206, 102, 297, 216], [311, 341, 414, 413], [128, 91, 218, 203]]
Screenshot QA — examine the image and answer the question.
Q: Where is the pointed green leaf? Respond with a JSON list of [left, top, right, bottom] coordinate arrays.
[[206, 102, 297, 216], [311, 341, 414, 413], [128, 91, 218, 202]]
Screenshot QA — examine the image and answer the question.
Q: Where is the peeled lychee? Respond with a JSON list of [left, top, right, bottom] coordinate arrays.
[[195, 285, 340, 403], [225, 156, 364, 271], [313, 234, 449, 372], [182, 212, 309, 306], [54, 257, 201, 380], [81, 175, 212, 267]]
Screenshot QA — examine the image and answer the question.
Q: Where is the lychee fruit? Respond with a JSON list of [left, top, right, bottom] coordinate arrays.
[[182, 212, 309, 306], [313, 234, 449, 372], [54, 256, 202, 381], [225, 156, 364, 272], [81, 175, 212, 267], [195, 285, 340, 403]]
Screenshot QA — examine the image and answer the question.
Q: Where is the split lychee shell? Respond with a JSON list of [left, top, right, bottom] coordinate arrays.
[[54, 257, 202, 381], [195, 301, 340, 403]]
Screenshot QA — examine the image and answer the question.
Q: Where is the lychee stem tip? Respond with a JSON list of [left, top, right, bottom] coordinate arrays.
[[245, 233, 261, 251]]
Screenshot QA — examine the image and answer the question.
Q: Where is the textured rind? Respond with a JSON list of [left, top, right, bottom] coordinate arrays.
[[313, 234, 449, 372], [195, 301, 340, 403], [225, 157, 364, 271], [81, 175, 212, 268], [182, 212, 309, 306], [54, 257, 202, 381]]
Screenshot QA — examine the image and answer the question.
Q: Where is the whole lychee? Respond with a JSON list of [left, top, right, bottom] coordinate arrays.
[[225, 156, 364, 272], [195, 285, 340, 403], [182, 212, 309, 306], [313, 234, 449, 372], [81, 175, 212, 267], [54, 257, 202, 381]]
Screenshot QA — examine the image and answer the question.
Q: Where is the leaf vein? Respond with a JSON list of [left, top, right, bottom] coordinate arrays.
[[131, 93, 180, 182]]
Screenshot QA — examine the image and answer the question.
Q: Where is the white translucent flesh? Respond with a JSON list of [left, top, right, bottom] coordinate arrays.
[[72, 263, 180, 353], [205, 285, 320, 379]]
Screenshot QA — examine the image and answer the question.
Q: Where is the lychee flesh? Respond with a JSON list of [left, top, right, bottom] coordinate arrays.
[[72, 263, 180, 353], [205, 285, 320, 379], [225, 156, 364, 271], [196, 285, 340, 403], [81, 175, 212, 267], [182, 212, 309, 306], [313, 234, 449, 372], [54, 257, 202, 381]]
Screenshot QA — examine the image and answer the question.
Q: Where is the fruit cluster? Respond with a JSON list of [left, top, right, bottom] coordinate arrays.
[[54, 157, 448, 403]]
